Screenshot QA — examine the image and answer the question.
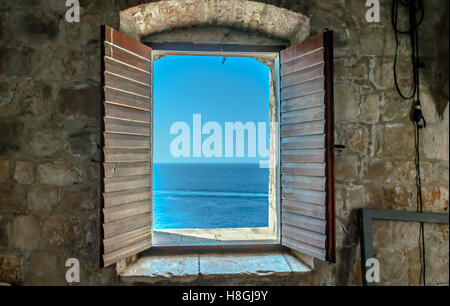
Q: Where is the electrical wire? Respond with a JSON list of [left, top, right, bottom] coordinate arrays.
[[392, 0, 424, 100], [391, 0, 427, 286], [414, 122, 426, 286]]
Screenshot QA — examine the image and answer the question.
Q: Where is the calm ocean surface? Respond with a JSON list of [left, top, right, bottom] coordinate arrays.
[[153, 163, 269, 229]]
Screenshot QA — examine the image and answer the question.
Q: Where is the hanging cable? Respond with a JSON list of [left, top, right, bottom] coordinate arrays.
[[391, 0, 426, 286]]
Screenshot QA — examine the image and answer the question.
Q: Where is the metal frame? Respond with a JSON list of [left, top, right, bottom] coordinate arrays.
[[360, 208, 449, 286]]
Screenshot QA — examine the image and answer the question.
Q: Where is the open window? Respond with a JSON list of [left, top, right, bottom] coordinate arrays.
[[151, 54, 276, 246], [101, 26, 335, 267]]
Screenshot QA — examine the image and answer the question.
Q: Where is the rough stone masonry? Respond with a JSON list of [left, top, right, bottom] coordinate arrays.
[[0, 0, 448, 285]]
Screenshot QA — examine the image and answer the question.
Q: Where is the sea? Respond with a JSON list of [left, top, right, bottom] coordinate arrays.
[[153, 163, 269, 229]]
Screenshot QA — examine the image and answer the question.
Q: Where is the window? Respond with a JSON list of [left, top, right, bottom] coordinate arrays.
[[152, 55, 275, 246], [100, 26, 335, 267]]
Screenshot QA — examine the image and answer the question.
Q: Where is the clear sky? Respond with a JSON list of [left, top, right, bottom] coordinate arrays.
[[154, 55, 270, 163]]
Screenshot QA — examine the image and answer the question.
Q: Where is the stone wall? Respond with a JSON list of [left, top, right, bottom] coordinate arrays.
[[0, 0, 448, 286]]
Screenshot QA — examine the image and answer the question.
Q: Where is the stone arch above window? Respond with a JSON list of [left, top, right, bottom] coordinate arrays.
[[119, 0, 310, 45]]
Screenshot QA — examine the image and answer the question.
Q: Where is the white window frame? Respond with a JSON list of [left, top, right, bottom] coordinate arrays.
[[151, 49, 281, 246]]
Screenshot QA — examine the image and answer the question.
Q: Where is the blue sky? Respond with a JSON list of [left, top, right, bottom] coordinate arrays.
[[154, 55, 270, 163]]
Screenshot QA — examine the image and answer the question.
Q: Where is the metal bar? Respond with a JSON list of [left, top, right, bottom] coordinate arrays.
[[367, 209, 449, 224], [360, 208, 449, 286], [360, 209, 375, 286], [145, 42, 287, 53]]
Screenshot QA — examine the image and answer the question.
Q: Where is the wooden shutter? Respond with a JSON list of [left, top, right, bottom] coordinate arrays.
[[280, 32, 335, 262], [101, 26, 153, 267]]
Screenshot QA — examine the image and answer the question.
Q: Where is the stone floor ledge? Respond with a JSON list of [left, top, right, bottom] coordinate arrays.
[[119, 251, 311, 284]]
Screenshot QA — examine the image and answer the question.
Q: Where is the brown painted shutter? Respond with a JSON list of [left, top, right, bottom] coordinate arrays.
[[280, 32, 335, 262], [101, 26, 153, 267]]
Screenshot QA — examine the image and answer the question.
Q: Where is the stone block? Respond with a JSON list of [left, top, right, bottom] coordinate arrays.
[[422, 187, 449, 212], [0, 184, 29, 213], [0, 120, 21, 155], [378, 91, 411, 123], [391, 221, 421, 250], [0, 160, 9, 183], [392, 161, 416, 184], [200, 252, 293, 276], [334, 81, 359, 122], [366, 185, 414, 210], [345, 185, 366, 211], [372, 220, 392, 249], [426, 246, 449, 285], [422, 125, 449, 161], [363, 160, 392, 183], [27, 251, 61, 286], [0, 215, 11, 248], [62, 188, 96, 212], [338, 124, 370, 154], [43, 215, 83, 249], [27, 128, 66, 158], [27, 185, 59, 215], [375, 247, 408, 285], [0, 254, 23, 285], [37, 161, 81, 186], [12, 215, 40, 250], [407, 248, 422, 286], [120, 254, 199, 282], [361, 94, 380, 124], [374, 124, 415, 158], [13, 161, 34, 184], [335, 155, 359, 182], [57, 85, 101, 119]]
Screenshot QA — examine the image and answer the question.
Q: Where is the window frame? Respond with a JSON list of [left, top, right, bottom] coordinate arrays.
[[101, 28, 335, 267], [149, 44, 285, 247]]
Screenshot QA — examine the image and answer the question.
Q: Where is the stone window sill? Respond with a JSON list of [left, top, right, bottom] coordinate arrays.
[[119, 251, 312, 284]]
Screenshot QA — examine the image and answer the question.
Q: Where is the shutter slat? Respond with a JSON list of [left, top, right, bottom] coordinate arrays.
[[105, 102, 151, 123], [103, 213, 151, 239], [282, 175, 326, 191], [104, 133, 151, 149], [105, 42, 151, 71], [282, 237, 326, 261], [281, 162, 326, 177], [281, 48, 324, 76], [105, 26, 151, 59], [103, 238, 151, 268], [104, 187, 152, 208], [281, 105, 325, 125], [282, 187, 326, 206], [280, 34, 324, 63], [105, 56, 151, 85], [281, 63, 324, 89], [104, 162, 151, 177], [104, 174, 151, 193], [102, 26, 153, 267], [105, 87, 151, 111], [281, 92, 324, 113], [280, 32, 335, 262], [281, 78, 324, 100], [281, 149, 325, 163], [281, 134, 325, 150], [104, 148, 151, 163], [282, 224, 327, 247], [104, 227, 151, 254], [103, 200, 151, 223], [282, 211, 326, 234], [280, 120, 325, 137], [282, 200, 326, 219], [105, 72, 151, 98], [105, 118, 151, 136]]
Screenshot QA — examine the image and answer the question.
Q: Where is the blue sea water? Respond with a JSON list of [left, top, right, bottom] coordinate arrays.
[[153, 163, 269, 229]]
